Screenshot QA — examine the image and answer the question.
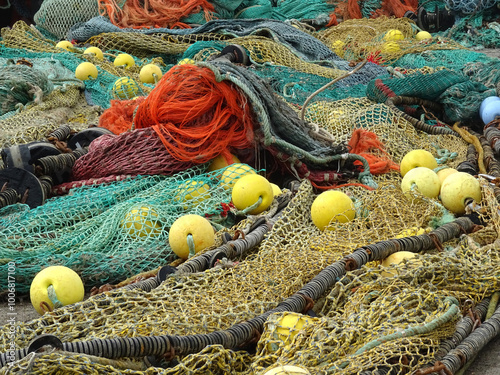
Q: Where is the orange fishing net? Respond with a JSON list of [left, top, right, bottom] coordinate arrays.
[[348, 128, 400, 175], [98, 0, 215, 29], [119, 64, 256, 164], [328, 0, 418, 25], [100, 97, 147, 134]]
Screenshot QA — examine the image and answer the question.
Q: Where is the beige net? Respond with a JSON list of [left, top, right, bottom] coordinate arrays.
[[317, 16, 466, 64], [0, 86, 100, 149], [1, 177, 499, 374], [303, 98, 469, 171]]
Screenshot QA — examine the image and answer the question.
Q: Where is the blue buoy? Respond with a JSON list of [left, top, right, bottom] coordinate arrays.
[[481, 100, 500, 125], [480, 96, 500, 114]]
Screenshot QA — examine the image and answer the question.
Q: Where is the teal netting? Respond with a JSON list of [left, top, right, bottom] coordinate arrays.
[[0, 164, 258, 294], [366, 68, 496, 122], [366, 70, 469, 103], [438, 80, 496, 122], [392, 49, 497, 71], [0, 46, 156, 109], [361, 0, 382, 17], [0, 65, 54, 116], [249, 64, 368, 105], [437, 9, 500, 48]]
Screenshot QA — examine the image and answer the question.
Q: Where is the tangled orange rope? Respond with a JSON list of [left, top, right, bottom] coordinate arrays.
[[129, 64, 255, 164], [99, 97, 147, 134], [98, 0, 215, 29], [348, 128, 399, 175], [328, 0, 418, 24]]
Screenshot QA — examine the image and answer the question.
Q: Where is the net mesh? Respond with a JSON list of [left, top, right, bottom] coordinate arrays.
[[1, 180, 499, 374], [0, 164, 265, 294], [2, 5, 500, 375]]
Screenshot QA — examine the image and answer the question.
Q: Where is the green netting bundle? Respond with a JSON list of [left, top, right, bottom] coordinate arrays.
[[438, 80, 496, 122], [366, 70, 468, 103], [0, 164, 257, 294], [0, 64, 54, 116], [393, 50, 494, 71], [250, 64, 368, 105]]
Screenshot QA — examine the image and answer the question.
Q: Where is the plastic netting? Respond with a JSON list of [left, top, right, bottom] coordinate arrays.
[[0, 22, 162, 109], [0, 164, 264, 294], [2, 5, 500, 375], [1, 179, 499, 374], [0, 86, 99, 149]]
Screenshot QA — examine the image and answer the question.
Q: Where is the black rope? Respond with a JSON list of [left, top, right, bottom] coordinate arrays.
[[484, 125, 500, 156], [456, 144, 479, 175], [385, 96, 457, 135], [0, 188, 19, 208], [440, 303, 500, 373], [46, 125, 72, 141], [435, 298, 490, 360], [34, 147, 88, 180]]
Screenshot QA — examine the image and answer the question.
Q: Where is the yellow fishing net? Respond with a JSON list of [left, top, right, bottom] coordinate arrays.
[[303, 98, 468, 169], [1, 177, 499, 374], [0, 86, 99, 148], [317, 16, 466, 64], [0, 13, 498, 375]]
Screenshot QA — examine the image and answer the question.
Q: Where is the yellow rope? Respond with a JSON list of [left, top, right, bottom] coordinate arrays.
[[452, 122, 487, 174]]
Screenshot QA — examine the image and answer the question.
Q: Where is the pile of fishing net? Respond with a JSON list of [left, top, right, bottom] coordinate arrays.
[[0, 180, 499, 374], [2, 1, 500, 374]]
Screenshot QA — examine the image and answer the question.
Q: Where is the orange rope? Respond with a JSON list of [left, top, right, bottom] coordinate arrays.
[[347, 0, 363, 19], [98, 0, 215, 29], [348, 128, 399, 175], [99, 97, 147, 134], [133, 64, 255, 164], [333, 0, 418, 21]]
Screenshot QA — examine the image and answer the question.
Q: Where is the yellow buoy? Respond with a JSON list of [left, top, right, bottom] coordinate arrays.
[[114, 53, 135, 69], [75, 62, 98, 81], [112, 77, 140, 100], [174, 180, 210, 209], [30, 266, 85, 315], [416, 31, 432, 41], [121, 205, 162, 239], [168, 214, 215, 259], [56, 40, 73, 51], [83, 47, 104, 59], [262, 365, 311, 375], [310, 190, 355, 230], [139, 64, 163, 84], [383, 29, 404, 41], [178, 58, 196, 65], [380, 42, 401, 56], [231, 174, 274, 214]]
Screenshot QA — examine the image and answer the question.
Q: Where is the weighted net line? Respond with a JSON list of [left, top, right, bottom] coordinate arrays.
[[0, 215, 476, 367]]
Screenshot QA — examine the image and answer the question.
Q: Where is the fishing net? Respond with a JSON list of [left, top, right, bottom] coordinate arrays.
[[2, 5, 500, 375], [71, 127, 198, 180], [34, 0, 100, 39], [318, 17, 467, 65], [0, 163, 264, 295], [0, 22, 160, 109], [0, 86, 100, 149], [1, 178, 499, 374], [302, 97, 468, 172]]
